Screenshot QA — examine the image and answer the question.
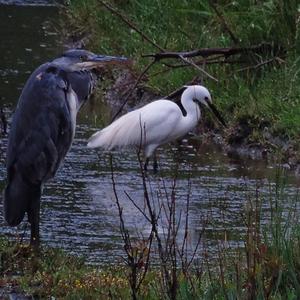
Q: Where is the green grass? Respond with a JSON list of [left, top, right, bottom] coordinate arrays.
[[0, 239, 132, 299], [0, 221, 299, 299], [1, 174, 300, 299]]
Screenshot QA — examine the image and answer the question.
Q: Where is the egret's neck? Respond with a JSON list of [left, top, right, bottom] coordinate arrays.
[[181, 88, 201, 123]]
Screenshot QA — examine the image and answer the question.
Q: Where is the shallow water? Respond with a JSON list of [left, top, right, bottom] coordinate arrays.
[[0, 2, 299, 265]]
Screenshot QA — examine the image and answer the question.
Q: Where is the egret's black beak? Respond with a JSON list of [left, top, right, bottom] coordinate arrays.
[[77, 55, 130, 69], [207, 102, 226, 127]]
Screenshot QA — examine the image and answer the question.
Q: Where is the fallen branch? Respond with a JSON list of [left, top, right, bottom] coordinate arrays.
[[143, 43, 273, 60], [178, 55, 219, 82], [164, 58, 245, 69], [235, 57, 285, 73], [148, 58, 245, 79]]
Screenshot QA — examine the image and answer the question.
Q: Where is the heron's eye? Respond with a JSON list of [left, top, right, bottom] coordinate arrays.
[[204, 96, 209, 101]]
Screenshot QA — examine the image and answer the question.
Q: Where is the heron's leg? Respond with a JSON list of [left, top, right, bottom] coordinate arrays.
[[28, 187, 41, 247], [28, 203, 40, 247]]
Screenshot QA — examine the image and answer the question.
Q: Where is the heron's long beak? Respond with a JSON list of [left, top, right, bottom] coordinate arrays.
[[77, 55, 130, 69], [207, 102, 226, 127]]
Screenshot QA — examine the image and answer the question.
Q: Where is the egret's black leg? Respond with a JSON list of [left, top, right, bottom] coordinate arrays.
[[144, 158, 150, 171], [153, 153, 158, 174]]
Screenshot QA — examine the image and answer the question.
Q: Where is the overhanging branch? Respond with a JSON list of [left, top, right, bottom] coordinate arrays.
[[143, 43, 273, 60]]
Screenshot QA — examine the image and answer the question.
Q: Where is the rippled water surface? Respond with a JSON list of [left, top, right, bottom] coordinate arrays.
[[0, 2, 299, 265]]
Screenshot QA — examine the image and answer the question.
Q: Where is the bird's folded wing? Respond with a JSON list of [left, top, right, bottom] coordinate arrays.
[[6, 68, 73, 184], [87, 100, 181, 149]]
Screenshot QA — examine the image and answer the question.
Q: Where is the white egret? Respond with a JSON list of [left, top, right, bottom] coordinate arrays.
[[87, 85, 226, 170]]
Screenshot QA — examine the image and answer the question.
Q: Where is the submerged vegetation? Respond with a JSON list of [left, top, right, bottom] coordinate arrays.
[[65, 0, 300, 165]]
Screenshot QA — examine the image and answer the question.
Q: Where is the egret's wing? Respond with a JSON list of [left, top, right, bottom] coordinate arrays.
[[87, 100, 181, 149], [87, 108, 145, 149]]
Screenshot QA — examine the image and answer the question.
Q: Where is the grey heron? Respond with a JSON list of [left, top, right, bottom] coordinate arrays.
[[3, 49, 128, 246]]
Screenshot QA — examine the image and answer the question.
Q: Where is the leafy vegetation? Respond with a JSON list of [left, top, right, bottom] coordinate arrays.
[[64, 0, 300, 157]]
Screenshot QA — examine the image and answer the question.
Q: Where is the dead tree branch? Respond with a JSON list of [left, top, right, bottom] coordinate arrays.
[[209, 1, 239, 45], [164, 58, 246, 69], [143, 43, 273, 60], [235, 57, 285, 73], [178, 55, 219, 82]]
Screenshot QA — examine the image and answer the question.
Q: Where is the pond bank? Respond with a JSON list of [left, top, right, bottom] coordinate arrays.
[[64, 0, 300, 175], [96, 67, 300, 177], [1, 177, 300, 299]]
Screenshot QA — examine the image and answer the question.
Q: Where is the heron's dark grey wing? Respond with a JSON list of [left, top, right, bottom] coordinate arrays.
[[67, 70, 97, 105], [6, 66, 74, 183], [4, 66, 74, 226]]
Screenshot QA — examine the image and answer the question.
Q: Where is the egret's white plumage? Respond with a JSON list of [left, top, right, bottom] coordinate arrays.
[[87, 85, 224, 161]]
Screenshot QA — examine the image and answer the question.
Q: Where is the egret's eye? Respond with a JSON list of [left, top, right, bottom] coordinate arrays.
[[204, 96, 209, 101]]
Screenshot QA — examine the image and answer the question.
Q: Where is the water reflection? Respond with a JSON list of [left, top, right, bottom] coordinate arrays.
[[0, 3, 299, 265], [0, 4, 63, 106]]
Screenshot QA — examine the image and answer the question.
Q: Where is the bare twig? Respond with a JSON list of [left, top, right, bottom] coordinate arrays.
[[134, 124, 172, 295], [110, 154, 154, 300], [235, 57, 285, 73], [180, 179, 191, 269], [186, 217, 208, 270], [111, 60, 156, 122], [98, 0, 165, 52], [124, 191, 151, 223], [110, 155, 131, 250], [163, 58, 246, 69], [209, 1, 239, 45], [178, 55, 219, 82], [143, 43, 273, 60]]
